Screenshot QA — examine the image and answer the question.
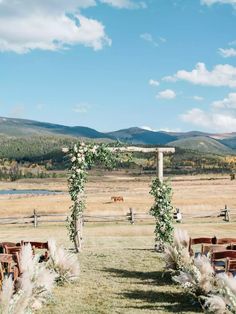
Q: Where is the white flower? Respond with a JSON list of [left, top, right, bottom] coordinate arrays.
[[73, 144, 78, 153], [62, 147, 69, 153], [91, 146, 98, 154], [71, 156, 76, 162]]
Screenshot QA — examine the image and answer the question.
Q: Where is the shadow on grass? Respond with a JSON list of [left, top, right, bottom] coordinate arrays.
[[103, 268, 202, 313], [120, 290, 202, 313], [103, 268, 172, 286]]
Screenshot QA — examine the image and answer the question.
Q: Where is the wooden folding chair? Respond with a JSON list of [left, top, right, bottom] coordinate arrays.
[[201, 244, 228, 256], [211, 250, 236, 273], [3, 246, 22, 274], [189, 237, 214, 256], [0, 242, 17, 253], [21, 241, 49, 262], [0, 253, 19, 281]]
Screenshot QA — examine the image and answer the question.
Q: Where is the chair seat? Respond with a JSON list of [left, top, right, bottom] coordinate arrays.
[[214, 260, 225, 267]]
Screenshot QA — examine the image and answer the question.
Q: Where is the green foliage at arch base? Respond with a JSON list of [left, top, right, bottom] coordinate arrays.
[[149, 178, 174, 251]]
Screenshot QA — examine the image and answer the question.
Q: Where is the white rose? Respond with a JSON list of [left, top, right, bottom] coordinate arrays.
[[62, 147, 69, 153], [74, 144, 78, 153], [71, 156, 76, 162]]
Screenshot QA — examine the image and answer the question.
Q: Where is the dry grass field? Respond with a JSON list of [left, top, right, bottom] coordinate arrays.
[[0, 172, 236, 313], [0, 172, 235, 217]]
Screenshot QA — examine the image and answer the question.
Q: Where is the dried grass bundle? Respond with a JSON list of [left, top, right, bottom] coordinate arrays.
[[0, 276, 14, 313], [204, 295, 227, 314], [194, 255, 215, 295], [18, 244, 56, 310], [165, 229, 191, 271], [174, 229, 189, 249], [0, 276, 31, 314], [215, 273, 236, 313], [47, 239, 80, 285], [173, 255, 215, 296]]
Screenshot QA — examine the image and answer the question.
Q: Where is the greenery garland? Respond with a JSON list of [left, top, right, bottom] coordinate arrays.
[[149, 178, 174, 251], [63, 142, 117, 252]]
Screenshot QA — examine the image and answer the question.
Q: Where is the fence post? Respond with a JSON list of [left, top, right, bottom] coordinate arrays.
[[225, 205, 230, 222], [129, 208, 135, 224], [33, 209, 38, 228]]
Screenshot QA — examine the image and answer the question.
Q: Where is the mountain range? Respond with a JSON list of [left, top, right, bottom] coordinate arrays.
[[0, 116, 236, 155]]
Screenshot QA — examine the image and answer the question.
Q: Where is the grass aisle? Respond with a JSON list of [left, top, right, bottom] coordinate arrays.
[[42, 234, 202, 314]]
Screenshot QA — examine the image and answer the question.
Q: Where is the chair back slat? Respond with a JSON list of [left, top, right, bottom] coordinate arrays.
[[201, 244, 228, 255], [190, 237, 213, 245], [21, 241, 48, 250], [0, 253, 19, 281], [211, 250, 236, 260], [189, 237, 214, 255], [217, 238, 236, 245]]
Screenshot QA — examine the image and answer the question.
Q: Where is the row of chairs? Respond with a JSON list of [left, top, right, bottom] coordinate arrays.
[[0, 241, 49, 286], [189, 237, 236, 275]]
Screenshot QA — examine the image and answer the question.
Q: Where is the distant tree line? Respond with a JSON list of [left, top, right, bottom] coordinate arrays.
[[0, 136, 235, 178]]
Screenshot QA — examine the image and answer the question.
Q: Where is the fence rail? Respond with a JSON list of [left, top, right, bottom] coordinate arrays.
[[0, 205, 236, 227]]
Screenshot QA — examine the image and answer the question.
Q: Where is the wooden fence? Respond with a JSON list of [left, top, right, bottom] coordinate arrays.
[[0, 205, 236, 227]]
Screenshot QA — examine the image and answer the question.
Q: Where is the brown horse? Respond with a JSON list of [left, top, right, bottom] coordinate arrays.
[[111, 196, 124, 202]]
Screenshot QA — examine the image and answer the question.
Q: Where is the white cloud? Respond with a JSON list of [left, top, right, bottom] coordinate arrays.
[[0, 0, 113, 53], [181, 108, 210, 127], [193, 95, 204, 101], [73, 103, 90, 113], [149, 79, 159, 87], [159, 37, 167, 43], [212, 93, 236, 109], [165, 62, 236, 88], [181, 106, 236, 132], [229, 40, 236, 46], [156, 89, 176, 99], [100, 0, 147, 9], [201, 0, 236, 6], [218, 48, 236, 58], [140, 33, 159, 47]]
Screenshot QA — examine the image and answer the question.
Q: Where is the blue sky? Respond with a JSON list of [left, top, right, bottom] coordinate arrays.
[[1, 0, 236, 132]]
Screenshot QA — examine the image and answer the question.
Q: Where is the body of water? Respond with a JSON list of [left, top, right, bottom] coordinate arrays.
[[0, 189, 64, 195]]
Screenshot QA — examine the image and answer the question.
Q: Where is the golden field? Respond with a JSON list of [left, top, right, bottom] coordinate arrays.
[[0, 171, 235, 218]]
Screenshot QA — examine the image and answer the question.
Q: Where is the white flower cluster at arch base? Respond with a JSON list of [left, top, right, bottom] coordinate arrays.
[[165, 229, 236, 313], [63, 142, 117, 253], [0, 239, 80, 314]]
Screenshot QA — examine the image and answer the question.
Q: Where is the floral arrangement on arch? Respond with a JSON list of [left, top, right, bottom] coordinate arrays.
[[63, 142, 118, 252], [149, 178, 174, 251]]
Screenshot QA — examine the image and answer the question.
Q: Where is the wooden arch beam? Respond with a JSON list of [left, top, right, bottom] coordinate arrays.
[[109, 146, 175, 182]]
